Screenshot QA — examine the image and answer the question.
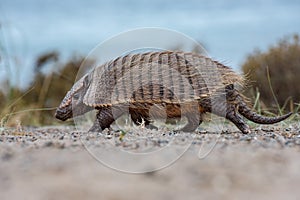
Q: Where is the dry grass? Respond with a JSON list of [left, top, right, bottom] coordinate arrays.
[[0, 51, 90, 127], [242, 34, 300, 115]]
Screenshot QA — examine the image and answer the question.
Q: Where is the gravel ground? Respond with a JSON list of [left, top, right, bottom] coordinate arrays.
[[1, 122, 300, 200]]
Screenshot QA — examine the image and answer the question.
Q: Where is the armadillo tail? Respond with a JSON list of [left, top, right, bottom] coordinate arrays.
[[238, 101, 292, 124]]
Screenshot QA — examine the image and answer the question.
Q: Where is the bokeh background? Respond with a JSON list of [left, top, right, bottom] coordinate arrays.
[[0, 0, 299, 126]]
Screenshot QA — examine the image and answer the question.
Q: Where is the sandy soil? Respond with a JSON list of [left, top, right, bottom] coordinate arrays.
[[1, 122, 300, 200]]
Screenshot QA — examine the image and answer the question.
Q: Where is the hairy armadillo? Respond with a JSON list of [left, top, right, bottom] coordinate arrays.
[[55, 51, 292, 134]]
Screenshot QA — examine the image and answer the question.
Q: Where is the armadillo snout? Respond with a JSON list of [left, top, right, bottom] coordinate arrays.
[[55, 108, 72, 121]]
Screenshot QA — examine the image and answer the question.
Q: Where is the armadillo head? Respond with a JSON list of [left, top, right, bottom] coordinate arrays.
[[55, 74, 93, 121]]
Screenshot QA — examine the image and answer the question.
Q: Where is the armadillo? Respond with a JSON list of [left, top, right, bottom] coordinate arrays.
[[55, 51, 292, 134]]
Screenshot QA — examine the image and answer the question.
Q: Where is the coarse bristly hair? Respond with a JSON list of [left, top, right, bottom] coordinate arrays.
[[83, 51, 247, 107]]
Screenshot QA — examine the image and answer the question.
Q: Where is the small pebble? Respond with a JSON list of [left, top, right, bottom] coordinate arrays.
[[294, 140, 300, 145], [240, 136, 252, 141], [44, 141, 54, 147]]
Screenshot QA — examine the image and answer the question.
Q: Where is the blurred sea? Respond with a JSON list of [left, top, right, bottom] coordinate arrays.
[[0, 0, 300, 89]]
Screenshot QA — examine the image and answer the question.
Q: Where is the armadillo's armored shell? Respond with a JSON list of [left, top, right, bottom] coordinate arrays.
[[83, 51, 244, 107]]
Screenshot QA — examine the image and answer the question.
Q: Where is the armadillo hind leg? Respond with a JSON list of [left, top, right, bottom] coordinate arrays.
[[226, 105, 251, 134], [89, 106, 124, 132], [221, 84, 250, 134]]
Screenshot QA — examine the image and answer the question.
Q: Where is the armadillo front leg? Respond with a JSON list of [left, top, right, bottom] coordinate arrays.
[[131, 111, 150, 126], [89, 106, 124, 132]]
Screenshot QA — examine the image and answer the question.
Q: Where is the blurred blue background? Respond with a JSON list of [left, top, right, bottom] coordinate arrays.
[[1, 0, 300, 88]]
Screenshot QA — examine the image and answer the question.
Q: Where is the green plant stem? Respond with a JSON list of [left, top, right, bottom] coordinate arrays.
[[266, 66, 282, 115]]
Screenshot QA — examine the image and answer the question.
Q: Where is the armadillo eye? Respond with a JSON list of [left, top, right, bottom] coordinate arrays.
[[73, 93, 80, 100]]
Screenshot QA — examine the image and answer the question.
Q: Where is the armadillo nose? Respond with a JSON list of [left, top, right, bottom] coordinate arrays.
[[55, 109, 68, 121]]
